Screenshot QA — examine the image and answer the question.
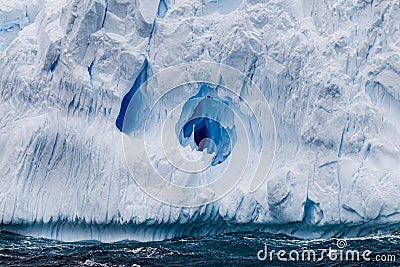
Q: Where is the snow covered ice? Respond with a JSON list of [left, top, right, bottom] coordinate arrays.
[[1, 0, 400, 242]]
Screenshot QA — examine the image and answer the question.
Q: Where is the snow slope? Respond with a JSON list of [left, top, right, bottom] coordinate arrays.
[[1, 0, 400, 242]]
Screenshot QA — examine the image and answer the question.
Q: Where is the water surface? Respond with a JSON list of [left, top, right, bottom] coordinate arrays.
[[0, 231, 398, 266]]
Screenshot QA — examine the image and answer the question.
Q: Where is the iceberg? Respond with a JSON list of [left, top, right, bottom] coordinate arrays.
[[1, 0, 400, 242]]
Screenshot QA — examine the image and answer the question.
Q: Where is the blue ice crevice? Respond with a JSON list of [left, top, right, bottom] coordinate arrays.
[[116, 59, 148, 132]]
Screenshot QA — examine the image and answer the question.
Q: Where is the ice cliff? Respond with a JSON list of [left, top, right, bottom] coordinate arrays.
[[1, 0, 400, 242]]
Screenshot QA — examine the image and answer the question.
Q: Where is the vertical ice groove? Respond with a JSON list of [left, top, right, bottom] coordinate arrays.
[[157, 0, 168, 18], [87, 58, 95, 81], [101, 0, 108, 28], [337, 117, 349, 158]]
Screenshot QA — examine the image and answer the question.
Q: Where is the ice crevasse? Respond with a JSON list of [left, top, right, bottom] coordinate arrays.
[[0, 0, 400, 242]]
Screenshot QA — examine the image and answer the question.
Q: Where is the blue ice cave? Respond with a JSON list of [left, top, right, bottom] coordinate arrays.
[[177, 84, 237, 166]]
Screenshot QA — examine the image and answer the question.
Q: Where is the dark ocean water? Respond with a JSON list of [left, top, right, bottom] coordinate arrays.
[[0, 231, 399, 266]]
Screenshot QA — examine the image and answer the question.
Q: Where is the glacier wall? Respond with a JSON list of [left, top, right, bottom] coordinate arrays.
[[1, 0, 400, 242]]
